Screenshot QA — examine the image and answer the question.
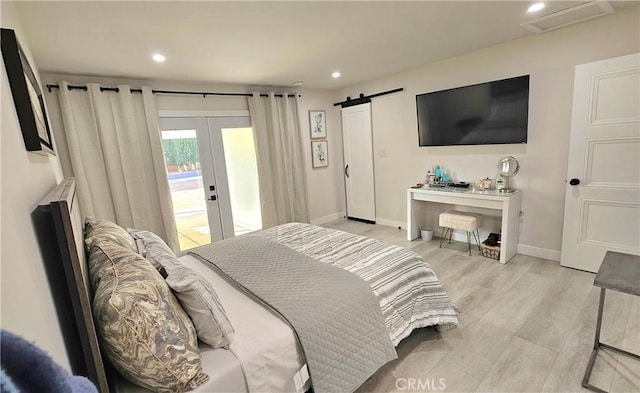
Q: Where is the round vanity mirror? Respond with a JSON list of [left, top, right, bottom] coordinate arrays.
[[498, 156, 520, 177], [497, 156, 519, 192]]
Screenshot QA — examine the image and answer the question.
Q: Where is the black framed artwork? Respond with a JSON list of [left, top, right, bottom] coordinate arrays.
[[1, 28, 55, 155]]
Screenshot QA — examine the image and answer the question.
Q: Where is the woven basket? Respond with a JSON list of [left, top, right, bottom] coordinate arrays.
[[480, 241, 500, 260]]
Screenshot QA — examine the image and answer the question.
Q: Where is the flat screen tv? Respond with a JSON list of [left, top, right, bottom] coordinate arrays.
[[416, 75, 529, 146]]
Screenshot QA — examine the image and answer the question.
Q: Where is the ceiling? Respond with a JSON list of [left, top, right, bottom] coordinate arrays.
[[10, 1, 638, 89]]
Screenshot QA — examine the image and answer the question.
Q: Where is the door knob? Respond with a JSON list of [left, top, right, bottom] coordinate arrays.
[[569, 178, 580, 186]]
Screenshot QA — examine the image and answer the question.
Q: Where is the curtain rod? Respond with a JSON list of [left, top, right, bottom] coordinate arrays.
[[333, 87, 403, 107], [45, 84, 300, 98]]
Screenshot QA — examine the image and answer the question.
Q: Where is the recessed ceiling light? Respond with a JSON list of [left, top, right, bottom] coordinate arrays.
[[527, 2, 545, 13], [332, 71, 341, 78], [293, 81, 304, 86], [152, 54, 166, 62]]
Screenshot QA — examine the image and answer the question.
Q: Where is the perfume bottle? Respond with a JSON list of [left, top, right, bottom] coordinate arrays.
[[442, 170, 450, 184]]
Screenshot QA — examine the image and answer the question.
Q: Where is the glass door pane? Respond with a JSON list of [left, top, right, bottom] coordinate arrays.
[[221, 127, 262, 235], [160, 116, 258, 248], [161, 128, 211, 251]]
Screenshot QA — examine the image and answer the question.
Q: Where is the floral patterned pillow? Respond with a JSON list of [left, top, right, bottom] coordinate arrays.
[[88, 241, 209, 392]]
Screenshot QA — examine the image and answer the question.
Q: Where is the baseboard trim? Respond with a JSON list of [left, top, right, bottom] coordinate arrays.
[[325, 216, 561, 262], [310, 212, 345, 225], [375, 218, 405, 229], [517, 244, 561, 262]]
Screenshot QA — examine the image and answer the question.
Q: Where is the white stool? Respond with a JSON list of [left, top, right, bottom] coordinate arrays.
[[439, 210, 482, 256]]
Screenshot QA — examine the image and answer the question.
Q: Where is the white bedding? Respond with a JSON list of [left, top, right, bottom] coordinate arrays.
[[115, 254, 307, 393]]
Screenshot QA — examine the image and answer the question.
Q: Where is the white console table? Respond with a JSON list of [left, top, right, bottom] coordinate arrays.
[[407, 187, 522, 264]]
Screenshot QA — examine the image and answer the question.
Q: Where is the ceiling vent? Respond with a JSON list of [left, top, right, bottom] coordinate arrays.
[[521, 1, 615, 34]]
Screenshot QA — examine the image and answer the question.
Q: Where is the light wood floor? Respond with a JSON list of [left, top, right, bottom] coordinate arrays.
[[323, 219, 639, 393]]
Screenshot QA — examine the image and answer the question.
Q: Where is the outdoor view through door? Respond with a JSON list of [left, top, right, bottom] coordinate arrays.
[[161, 129, 208, 250], [160, 117, 262, 252]]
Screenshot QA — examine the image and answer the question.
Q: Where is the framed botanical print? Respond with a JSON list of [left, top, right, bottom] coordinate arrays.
[[308, 110, 327, 139], [1, 28, 55, 155], [311, 141, 328, 168]]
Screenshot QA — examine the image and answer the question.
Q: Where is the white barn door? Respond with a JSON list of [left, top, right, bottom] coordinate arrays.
[[341, 103, 376, 223], [561, 53, 640, 272]]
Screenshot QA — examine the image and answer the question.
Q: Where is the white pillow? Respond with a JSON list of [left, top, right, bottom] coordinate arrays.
[[162, 264, 235, 348], [128, 229, 235, 348], [127, 228, 176, 270]]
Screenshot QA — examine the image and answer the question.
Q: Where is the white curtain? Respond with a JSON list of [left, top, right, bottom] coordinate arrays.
[[57, 81, 179, 251], [248, 92, 309, 227]]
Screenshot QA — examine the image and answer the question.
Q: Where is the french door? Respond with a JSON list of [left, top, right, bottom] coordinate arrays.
[[159, 116, 262, 251]]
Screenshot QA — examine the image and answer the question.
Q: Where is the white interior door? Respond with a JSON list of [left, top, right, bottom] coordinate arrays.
[[159, 116, 260, 252], [560, 53, 640, 272], [341, 103, 376, 222]]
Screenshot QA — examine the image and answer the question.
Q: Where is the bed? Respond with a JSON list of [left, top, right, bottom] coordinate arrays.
[[38, 178, 458, 393], [115, 253, 307, 393]]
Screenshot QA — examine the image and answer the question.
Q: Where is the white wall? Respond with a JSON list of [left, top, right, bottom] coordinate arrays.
[[0, 2, 68, 369], [332, 8, 640, 256], [297, 90, 346, 224], [41, 73, 345, 225]]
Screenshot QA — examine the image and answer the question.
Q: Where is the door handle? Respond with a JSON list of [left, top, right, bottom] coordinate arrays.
[[209, 195, 217, 201], [569, 178, 580, 186], [345, 165, 350, 178]]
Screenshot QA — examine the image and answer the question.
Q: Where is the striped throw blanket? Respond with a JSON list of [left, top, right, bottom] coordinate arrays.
[[254, 223, 459, 345]]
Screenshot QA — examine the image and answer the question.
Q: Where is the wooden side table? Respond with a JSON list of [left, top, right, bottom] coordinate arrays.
[[582, 251, 640, 393]]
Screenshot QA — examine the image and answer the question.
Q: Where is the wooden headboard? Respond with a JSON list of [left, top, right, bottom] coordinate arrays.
[[35, 178, 110, 392]]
